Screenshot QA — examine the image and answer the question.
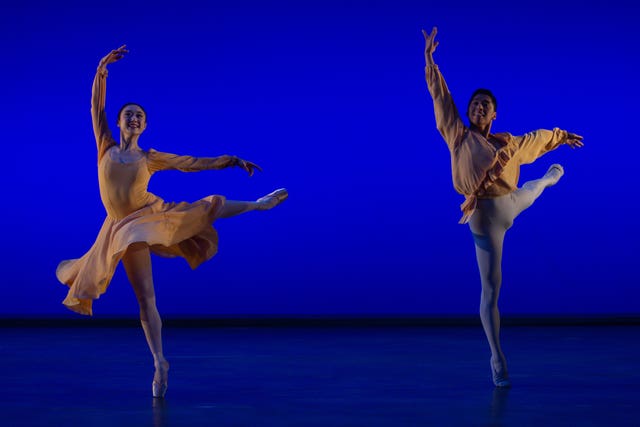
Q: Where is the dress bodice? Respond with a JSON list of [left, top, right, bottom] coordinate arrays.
[[98, 147, 155, 219]]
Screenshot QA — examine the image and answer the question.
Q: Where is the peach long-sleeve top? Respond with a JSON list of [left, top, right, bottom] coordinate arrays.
[[425, 64, 569, 222], [57, 68, 229, 315], [92, 69, 233, 220]]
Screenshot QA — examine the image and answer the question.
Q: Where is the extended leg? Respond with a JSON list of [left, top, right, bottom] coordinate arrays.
[[218, 200, 258, 218], [218, 188, 288, 219], [122, 242, 169, 398], [512, 164, 564, 217]]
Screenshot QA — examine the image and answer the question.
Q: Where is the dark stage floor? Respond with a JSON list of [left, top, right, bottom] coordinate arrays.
[[1, 324, 639, 426]]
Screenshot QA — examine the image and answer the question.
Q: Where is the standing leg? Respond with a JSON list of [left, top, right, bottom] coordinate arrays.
[[121, 242, 169, 398], [469, 218, 511, 387], [218, 188, 288, 219]]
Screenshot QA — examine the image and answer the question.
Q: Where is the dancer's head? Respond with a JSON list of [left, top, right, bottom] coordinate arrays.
[[117, 103, 147, 136], [467, 89, 497, 130]]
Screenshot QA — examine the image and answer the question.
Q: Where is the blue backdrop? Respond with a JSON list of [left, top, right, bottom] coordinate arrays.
[[1, 0, 638, 317]]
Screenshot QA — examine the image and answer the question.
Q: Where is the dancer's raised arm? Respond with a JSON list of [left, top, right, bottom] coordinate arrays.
[[92, 45, 128, 161], [59, 42, 288, 400], [422, 27, 464, 150]]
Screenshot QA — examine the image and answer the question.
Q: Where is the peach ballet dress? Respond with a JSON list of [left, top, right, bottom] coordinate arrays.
[[56, 68, 226, 316]]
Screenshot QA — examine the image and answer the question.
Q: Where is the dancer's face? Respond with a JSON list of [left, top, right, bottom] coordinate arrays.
[[117, 104, 147, 136], [467, 94, 496, 129]]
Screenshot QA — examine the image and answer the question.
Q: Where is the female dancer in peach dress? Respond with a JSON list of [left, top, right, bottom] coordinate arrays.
[[422, 28, 583, 387], [56, 45, 288, 398]]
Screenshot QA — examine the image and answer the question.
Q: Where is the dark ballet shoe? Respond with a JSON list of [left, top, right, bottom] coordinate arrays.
[[257, 188, 289, 210]]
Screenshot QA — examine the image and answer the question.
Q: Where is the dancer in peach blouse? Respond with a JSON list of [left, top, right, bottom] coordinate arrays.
[[423, 28, 583, 387], [56, 45, 288, 398]]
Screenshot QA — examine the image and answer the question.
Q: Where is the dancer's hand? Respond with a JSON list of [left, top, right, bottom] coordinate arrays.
[[565, 132, 584, 149], [229, 156, 262, 176], [98, 45, 128, 71], [422, 27, 439, 66]]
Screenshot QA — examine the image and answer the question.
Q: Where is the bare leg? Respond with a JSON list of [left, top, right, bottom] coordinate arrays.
[[218, 200, 259, 218], [219, 188, 288, 219], [122, 242, 169, 397]]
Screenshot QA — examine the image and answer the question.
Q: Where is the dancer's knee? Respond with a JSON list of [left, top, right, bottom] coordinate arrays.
[[480, 285, 501, 308], [485, 268, 502, 286]]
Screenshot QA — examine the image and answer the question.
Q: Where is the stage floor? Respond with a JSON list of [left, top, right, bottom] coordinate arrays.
[[1, 324, 638, 426]]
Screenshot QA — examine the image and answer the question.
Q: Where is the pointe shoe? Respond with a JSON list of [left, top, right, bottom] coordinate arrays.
[[543, 164, 564, 186], [153, 380, 168, 398], [491, 359, 512, 388], [152, 359, 169, 398], [256, 188, 289, 210]]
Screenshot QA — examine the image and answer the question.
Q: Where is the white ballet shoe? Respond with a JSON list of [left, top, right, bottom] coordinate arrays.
[[543, 164, 564, 186], [256, 188, 288, 210]]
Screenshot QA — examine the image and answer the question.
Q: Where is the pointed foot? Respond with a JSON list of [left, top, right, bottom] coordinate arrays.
[[152, 359, 169, 398], [543, 164, 564, 187], [256, 188, 288, 210], [491, 358, 512, 388]]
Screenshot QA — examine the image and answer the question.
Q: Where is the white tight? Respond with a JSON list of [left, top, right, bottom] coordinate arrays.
[[468, 175, 554, 370]]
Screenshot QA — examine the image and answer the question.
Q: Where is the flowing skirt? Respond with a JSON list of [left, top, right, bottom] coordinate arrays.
[[56, 194, 225, 315]]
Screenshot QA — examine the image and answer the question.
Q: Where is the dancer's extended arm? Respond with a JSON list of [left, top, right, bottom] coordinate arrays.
[[516, 128, 584, 164], [92, 45, 128, 161], [147, 150, 262, 176], [422, 27, 465, 150]]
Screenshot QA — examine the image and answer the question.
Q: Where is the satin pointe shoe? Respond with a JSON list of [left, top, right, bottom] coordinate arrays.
[[152, 359, 169, 398], [153, 380, 168, 398], [491, 359, 512, 388], [256, 188, 289, 209]]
